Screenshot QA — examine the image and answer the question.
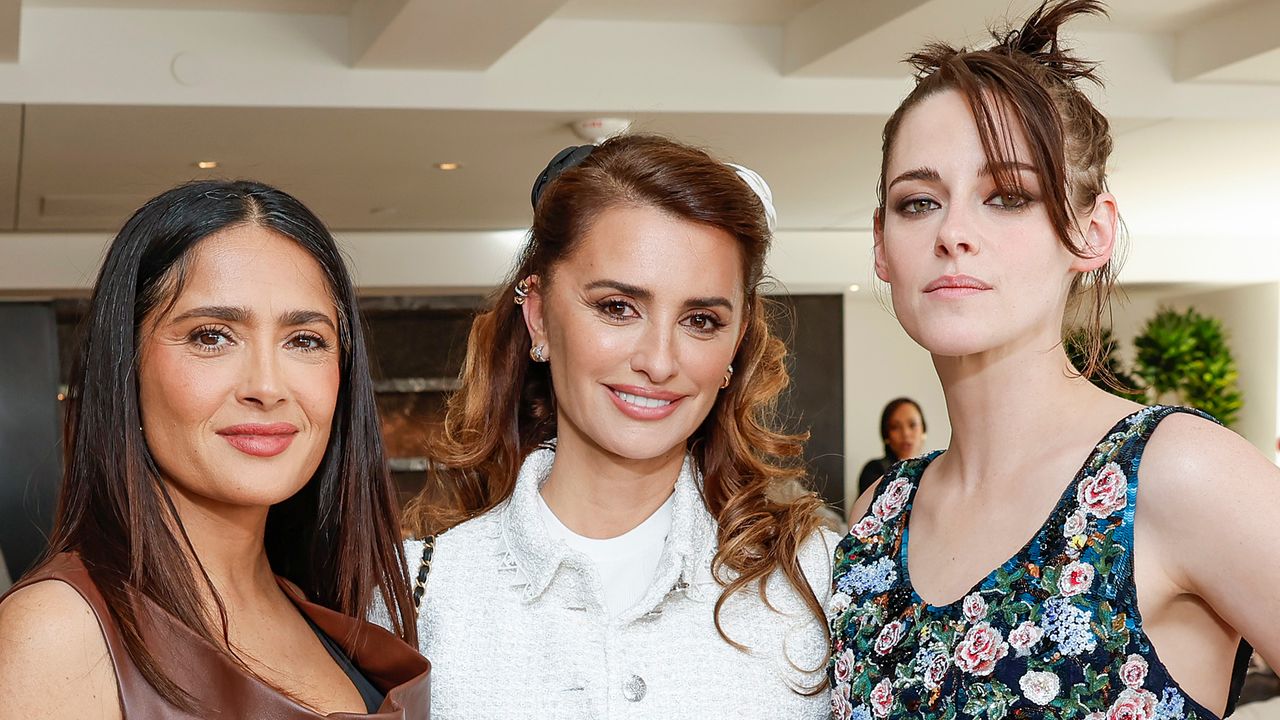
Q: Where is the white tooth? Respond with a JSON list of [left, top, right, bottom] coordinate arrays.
[[615, 391, 671, 409]]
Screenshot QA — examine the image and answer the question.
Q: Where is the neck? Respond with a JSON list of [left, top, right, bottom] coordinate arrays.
[[540, 430, 683, 539], [163, 482, 279, 610], [932, 331, 1103, 490]]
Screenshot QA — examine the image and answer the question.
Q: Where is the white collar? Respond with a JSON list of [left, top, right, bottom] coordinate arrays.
[[498, 444, 720, 618]]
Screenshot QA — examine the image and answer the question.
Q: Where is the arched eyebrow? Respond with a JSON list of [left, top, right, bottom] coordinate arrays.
[[887, 162, 1038, 191], [979, 160, 1038, 180], [887, 167, 940, 191], [169, 305, 336, 331], [585, 280, 734, 312]]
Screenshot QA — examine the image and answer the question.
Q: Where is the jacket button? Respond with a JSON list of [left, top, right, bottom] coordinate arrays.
[[622, 674, 647, 702]]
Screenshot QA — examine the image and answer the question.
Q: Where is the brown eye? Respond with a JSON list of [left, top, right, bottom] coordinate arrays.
[[596, 299, 638, 320], [682, 312, 724, 335], [188, 327, 231, 352], [988, 192, 1030, 209], [286, 333, 328, 351]]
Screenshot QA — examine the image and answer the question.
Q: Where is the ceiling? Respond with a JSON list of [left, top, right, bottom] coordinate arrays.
[[0, 0, 1278, 291]]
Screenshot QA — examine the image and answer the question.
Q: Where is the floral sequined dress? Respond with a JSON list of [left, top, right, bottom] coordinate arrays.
[[828, 406, 1249, 720]]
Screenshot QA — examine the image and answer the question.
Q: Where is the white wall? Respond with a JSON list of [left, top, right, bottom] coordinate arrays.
[[841, 291, 949, 514]]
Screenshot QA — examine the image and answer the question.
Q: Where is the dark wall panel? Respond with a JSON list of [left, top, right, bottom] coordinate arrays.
[[0, 303, 61, 579], [776, 294, 845, 512]]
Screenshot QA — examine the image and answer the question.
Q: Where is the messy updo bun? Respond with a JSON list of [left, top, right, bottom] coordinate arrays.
[[878, 0, 1117, 379]]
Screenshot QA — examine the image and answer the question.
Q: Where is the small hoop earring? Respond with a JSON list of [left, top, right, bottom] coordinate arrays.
[[720, 364, 734, 389], [530, 344, 548, 363], [513, 277, 532, 305]]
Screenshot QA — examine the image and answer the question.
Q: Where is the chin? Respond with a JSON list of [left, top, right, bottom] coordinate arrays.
[[593, 426, 689, 464], [900, 317, 1002, 358], [215, 465, 316, 507]]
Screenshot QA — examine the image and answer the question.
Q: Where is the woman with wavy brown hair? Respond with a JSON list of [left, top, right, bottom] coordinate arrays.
[[380, 134, 837, 718]]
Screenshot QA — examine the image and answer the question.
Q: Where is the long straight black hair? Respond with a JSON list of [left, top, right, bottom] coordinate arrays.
[[47, 179, 416, 710]]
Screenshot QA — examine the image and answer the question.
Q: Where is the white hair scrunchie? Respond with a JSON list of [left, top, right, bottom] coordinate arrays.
[[725, 162, 777, 233]]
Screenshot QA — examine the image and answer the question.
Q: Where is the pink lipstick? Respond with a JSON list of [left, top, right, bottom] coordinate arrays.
[[923, 274, 992, 297], [606, 384, 684, 421], [217, 423, 299, 458]]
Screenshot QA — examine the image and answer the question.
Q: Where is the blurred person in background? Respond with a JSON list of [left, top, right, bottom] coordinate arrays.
[[855, 397, 928, 497]]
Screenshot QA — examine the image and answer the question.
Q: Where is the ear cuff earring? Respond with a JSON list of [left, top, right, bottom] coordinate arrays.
[[513, 278, 531, 305], [721, 364, 734, 389]]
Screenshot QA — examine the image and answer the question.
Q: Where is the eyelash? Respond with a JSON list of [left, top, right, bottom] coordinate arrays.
[[186, 326, 330, 354], [594, 300, 727, 336], [894, 191, 1036, 216], [986, 190, 1034, 211], [898, 197, 940, 215]]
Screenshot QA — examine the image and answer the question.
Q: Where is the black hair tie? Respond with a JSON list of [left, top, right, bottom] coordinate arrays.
[[530, 144, 595, 209]]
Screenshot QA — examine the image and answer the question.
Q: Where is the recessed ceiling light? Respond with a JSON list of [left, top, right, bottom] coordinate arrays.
[[195, 160, 218, 169], [435, 162, 461, 171], [848, 284, 861, 293]]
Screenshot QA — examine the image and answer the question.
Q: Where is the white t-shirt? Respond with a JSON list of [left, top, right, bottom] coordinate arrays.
[[536, 492, 674, 618]]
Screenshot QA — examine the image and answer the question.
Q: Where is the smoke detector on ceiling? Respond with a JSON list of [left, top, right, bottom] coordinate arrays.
[[571, 117, 632, 145]]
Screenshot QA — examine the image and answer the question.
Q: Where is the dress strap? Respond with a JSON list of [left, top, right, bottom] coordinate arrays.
[[1091, 406, 1254, 715], [1109, 405, 1218, 574]]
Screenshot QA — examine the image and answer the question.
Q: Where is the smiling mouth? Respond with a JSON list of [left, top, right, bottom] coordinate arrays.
[[612, 390, 674, 409]]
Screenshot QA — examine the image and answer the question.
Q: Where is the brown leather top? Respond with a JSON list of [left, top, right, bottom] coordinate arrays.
[[5, 553, 431, 719]]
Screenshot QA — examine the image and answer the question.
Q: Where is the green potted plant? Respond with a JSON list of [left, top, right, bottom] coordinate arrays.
[[1132, 306, 1243, 426]]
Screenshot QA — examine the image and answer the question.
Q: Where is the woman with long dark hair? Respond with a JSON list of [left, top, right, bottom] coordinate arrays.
[[380, 134, 836, 718], [0, 180, 428, 717], [830, 2, 1279, 719]]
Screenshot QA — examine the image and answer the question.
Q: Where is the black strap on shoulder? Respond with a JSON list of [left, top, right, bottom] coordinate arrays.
[[412, 536, 435, 610]]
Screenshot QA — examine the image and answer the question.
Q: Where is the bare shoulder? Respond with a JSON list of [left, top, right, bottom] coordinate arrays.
[[1137, 409, 1280, 665], [1137, 409, 1280, 582], [1139, 410, 1278, 512], [0, 580, 121, 719], [846, 478, 881, 526]]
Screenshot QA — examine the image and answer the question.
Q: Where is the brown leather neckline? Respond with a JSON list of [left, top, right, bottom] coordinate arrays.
[[6, 553, 430, 719]]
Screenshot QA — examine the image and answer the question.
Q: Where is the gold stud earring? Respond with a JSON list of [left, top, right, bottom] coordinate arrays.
[[530, 344, 548, 363]]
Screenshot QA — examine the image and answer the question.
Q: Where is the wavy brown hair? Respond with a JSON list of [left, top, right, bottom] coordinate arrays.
[[878, 0, 1120, 380], [404, 134, 828, 676]]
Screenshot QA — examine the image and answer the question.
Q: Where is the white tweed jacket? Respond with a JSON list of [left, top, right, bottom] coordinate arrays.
[[377, 447, 838, 720]]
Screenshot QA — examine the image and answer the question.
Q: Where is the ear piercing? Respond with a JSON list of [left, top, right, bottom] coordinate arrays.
[[513, 277, 532, 305], [721, 364, 734, 389]]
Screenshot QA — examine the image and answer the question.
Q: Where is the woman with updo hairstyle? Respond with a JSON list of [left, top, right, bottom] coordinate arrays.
[[0, 180, 428, 718], [385, 134, 837, 718], [830, 2, 1279, 719]]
